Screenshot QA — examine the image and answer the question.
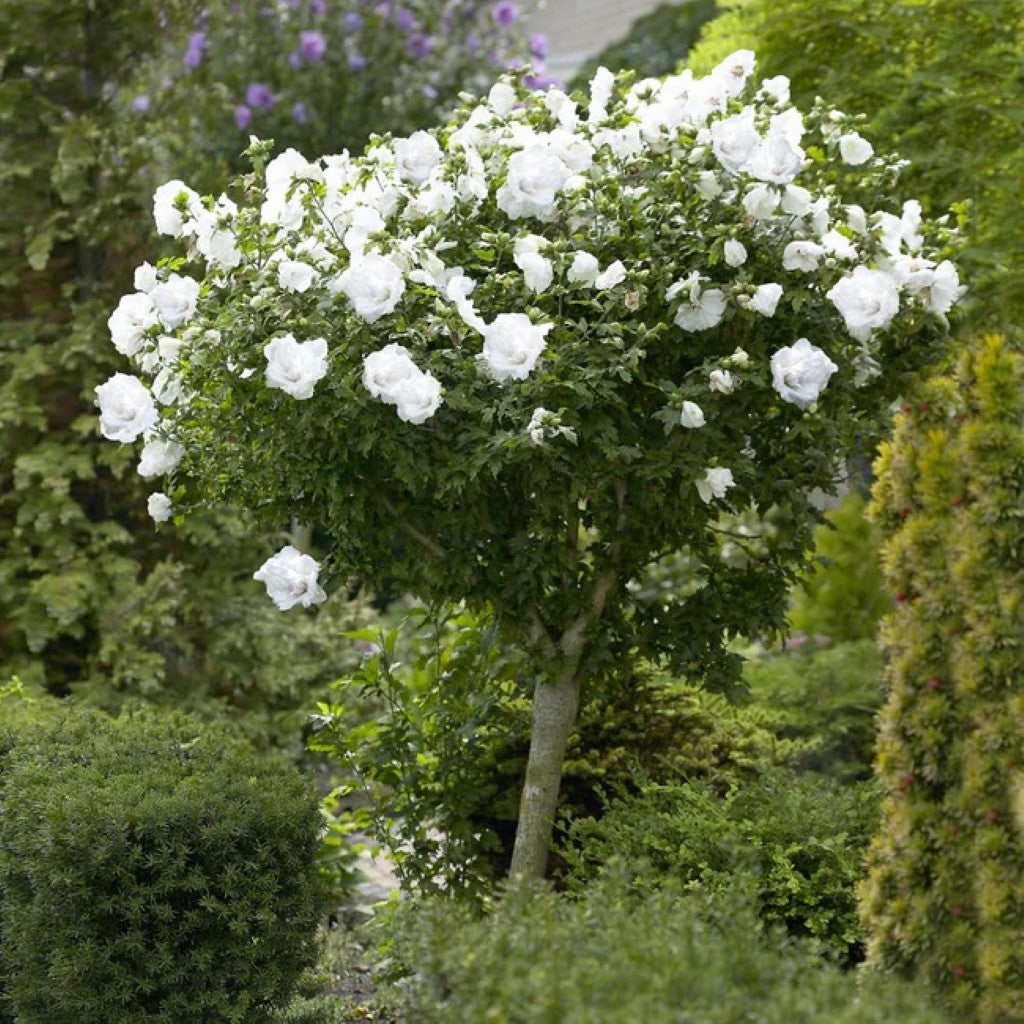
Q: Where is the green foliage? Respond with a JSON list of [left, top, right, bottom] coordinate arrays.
[[0, 708, 325, 1024], [688, 0, 1024, 328], [374, 880, 951, 1023], [563, 770, 880, 962], [0, 0, 379, 744], [743, 640, 884, 781], [788, 492, 891, 642], [312, 609, 798, 893], [570, 0, 720, 89], [862, 334, 1024, 1022]]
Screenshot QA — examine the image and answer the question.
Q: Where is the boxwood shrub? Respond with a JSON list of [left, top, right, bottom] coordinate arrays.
[[0, 706, 325, 1024]]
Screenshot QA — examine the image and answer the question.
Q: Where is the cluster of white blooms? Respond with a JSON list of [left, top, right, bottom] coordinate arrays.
[[96, 49, 965, 608]]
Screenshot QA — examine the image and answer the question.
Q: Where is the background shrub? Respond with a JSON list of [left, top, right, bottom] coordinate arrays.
[[0, 708, 325, 1024], [568, 0, 720, 89], [374, 880, 951, 1024], [861, 334, 1024, 1022], [562, 769, 880, 962], [742, 640, 884, 782], [687, 0, 1024, 328]]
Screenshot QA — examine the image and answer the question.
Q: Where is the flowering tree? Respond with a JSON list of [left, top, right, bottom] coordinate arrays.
[[99, 52, 964, 878], [133, 0, 547, 177]]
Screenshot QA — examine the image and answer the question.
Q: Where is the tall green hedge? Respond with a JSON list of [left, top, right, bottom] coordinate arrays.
[[862, 334, 1024, 1021], [0, 705, 325, 1024], [688, 0, 1024, 329]]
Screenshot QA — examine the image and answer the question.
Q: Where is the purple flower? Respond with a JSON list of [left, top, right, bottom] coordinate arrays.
[[406, 32, 431, 58], [235, 104, 252, 129], [310, 0, 326, 13], [492, 1, 518, 26], [230, 3, 241, 13], [465, 33, 480, 52], [289, 50, 303, 70], [524, 71, 555, 91], [395, 7, 415, 31], [348, 51, 368, 70], [183, 31, 206, 70], [344, 11, 363, 31], [299, 30, 327, 60], [131, 94, 151, 113], [421, 84, 438, 100], [292, 102, 308, 124], [375, 1, 391, 15], [529, 32, 548, 60], [246, 82, 275, 108]]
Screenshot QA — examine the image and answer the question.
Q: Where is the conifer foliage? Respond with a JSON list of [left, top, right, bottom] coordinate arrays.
[[863, 334, 1024, 1022]]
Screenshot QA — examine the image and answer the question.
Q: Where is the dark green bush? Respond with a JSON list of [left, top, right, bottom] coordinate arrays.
[[0, 709, 325, 1024], [743, 640, 884, 781], [563, 769, 879, 962], [569, 0, 720, 89], [374, 880, 950, 1024]]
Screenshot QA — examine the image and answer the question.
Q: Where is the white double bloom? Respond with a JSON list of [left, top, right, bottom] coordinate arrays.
[[253, 545, 327, 611], [770, 338, 839, 409], [264, 334, 329, 400], [481, 314, 553, 382], [362, 343, 442, 424]]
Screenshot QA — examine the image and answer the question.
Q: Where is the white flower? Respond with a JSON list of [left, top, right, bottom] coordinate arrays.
[[278, 259, 318, 293], [589, 66, 615, 124], [696, 171, 724, 201], [263, 334, 329, 399], [335, 254, 405, 323], [743, 184, 779, 220], [194, 211, 242, 271], [748, 283, 783, 317], [670, 274, 727, 332], [921, 260, 965, 314], [900, 200, 923, 251], [846, 204, 868, 235], [527, 406, 550, 445], [514, 251, 554, 293], [709, 369, 735, 394], [362, 343, 420, 401], [696, 466, 735, 504], [594, 260, 627, 289], [770, 338, 839, 409], [150, 274, 200, 330], [108, 292, 158, 357], [745, 134, 804, 184], [137, 436, 185, 478], [496, 145, 571, 220], [481, 313, 552, 382], [394, 131, 443, 185], [822, 229, 858, 261], [391, 372, 443, 424], [253, 545, 327, 611], [147, 492, 173, 524], [827, 266, 900, 341], [782, 240, 825, 272], [839, 133, 874, 165], [488, 81, 516, 116], [712, 50, 756, 98], [760, 75, 790, 104], [679, 401, 706, 428], [133, 263, 158, 293], [96, 373, 158, 442], [710, 107, 760, 175], [723, 240, 748, 267], [567, 251, 600, 286], [153, 179, 201, 237], [782, 185, 812, 217]]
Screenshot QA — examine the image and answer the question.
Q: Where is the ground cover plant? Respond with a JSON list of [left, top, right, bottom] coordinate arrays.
[[99, 48, 964, 878]]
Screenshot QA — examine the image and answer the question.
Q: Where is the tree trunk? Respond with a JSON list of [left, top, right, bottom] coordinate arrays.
[[508, 657, 584, 880]]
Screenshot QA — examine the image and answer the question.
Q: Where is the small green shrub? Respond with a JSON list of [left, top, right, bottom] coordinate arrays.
[[563, 769, 879, 962], [742, 640, 884, 781], [569, 0, 720, 89], [313, 610, 799, 895], [788, 492, 892, 643], [374, 880, 951, 1024], [0, 709, 325, 1024]]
